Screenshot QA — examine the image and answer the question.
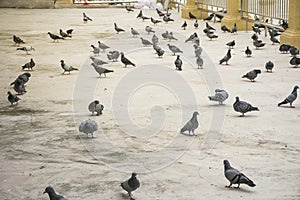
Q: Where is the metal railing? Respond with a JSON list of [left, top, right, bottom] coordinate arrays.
[[241, 0, 289, 26], [73, 0, 137, 5], [196, 0, 227, 20]]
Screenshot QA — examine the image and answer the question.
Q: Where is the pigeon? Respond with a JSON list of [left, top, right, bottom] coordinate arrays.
[[289, 56, 300, 68], [145, 26, 155, 34], [13, 35, 25, 45], [17, 46, 35, 55], [253, 39, 266, 49], [91, 45, 100, 56], [161, 31, 168, 39], [193, 37, 200, 46], [156, 8, 165, 17], [151, 34, 159, 45], [208, 89, 229, 104], [91, 63, 113, 77], [151, 17, 162, 25], [231, 23, 237, 34], [203, 28, 214, 35], [194, 20, 199, 28], [114, 23, 125, 33], [60, 60, 78, 74], [226, 40, 235, 49], [10, 72, 31, 86], [66, 29, 73, 35], [163, 15, 174, 23], [268, 28, 281, 37], [43, 186, 68, 200], [245, 46, 252, 57], [174, 55, 183, 71], [206, 22, 216, 30], [130, 28, 140, 37], [290, 46, 299, 56], [196, 55, 203, 69], [98, 41, 110, 52], [48, 32, 64, 42], [181, 20, 187, 30], [120, 172, 140, 200], [215, 13, 224, 21], [21, 58, 35, 70], [252, 26, 261, 35], [270, 35, 280, 45], [140, 37, 153, 46], [120, 52, 135, 67], [233, 96, 259, 117], [279, 44, 291, 54], [219, 49, 231, 65], [180, 111, 199, 135], [83, 12, 92, 22], [223, 160, 256, 188], [166, 32, 178, 41], [251, 33, 258, 41], [13, 79, 26, 95], [88, 100, 104, 115], [59, 29, 71, 38], [79, 119, 98, 138], [7, 91, 21, 106], [189, 12, 196, 19], [206, 32, 218, 40], [167, 44, 183, 56], [194, 45, 202, 57], [281, 20, 288, 29], [242, 69, 261, 82], [154, 46, 165, 58], [141, 16, 150, 21], [90, 56, 108, 65], [221, 25, 231, 33], [185, 33, 198, 43], [125, 6, 134, 12], [265, 61, 274, 72], [107, 51, 120, 62], [203, 14, 214, 21], [278, 86, 299, 108], [136, 10, 143, 18]]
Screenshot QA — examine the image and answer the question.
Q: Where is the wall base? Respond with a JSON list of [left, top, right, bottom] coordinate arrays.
[[280, 29, 300, 49]]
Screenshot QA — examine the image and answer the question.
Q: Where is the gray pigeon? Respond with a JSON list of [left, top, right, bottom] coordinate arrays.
[[278, 86, 299, 108], [245, 46, 252, 57], [174, 55, 182, 71], [265, 61, 274, 72], [167, 44, 183, 56], [253, 39, 266, 49], [166, 32, 178, 41], [13, 79, 26, 95], [206, 22, 216, 30], [154, 45, 165, 58], [88, 100, 104, 115], [270, 35, 280, 45], [206, 32, 218, 40], [194, 20, 199, 29], [79, 119, 98, 138], [226, 40, 235, 49], [131, 28, 140, 37], [120, 52, 135, 67], [151, 34, 159, 45], [114, 23, 125, 33], [185, 33, 198, 43], [279, 44, 291, 54], [219, 49, 231, 65], [223, 160, 256, 188], [145, 26, 155, 34], [21, 58, 35, 70], [59, 29, 71, 38], [181, 20, 187, 30], [233, 96, 259, 117], [208, 89, 229, 104], [91, 63, 113, 77], [231, 23, 237, 34], [60, 60, 78, 74], [120, 172, 140, 200], [242, 69, 261, 82], [161, 31, 168, 39], [140, 37, 153, 46], [10, 72, 31, 86], [7, 91, 21, 106], [180, 111, 199, 135], [17, 46, 35, 55], [13, 35, 25, 45], [98, 41, 110, 52], [48, 32, 64, 42], [91, 45, 100, 56], [43, 186, 68, 200], [196, 55, 203, 69], [194, 44, 202, 57], [90, 56, 108, 65], [107, 51, 120, 62], [289, 56, 300, 68], [83, 12, 93, 23]]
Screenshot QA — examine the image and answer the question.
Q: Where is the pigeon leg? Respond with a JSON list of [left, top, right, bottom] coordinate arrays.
[[234, 184, 240, 188], [225, 183, 232, 188], [239, 113, 245, 117], [290, 104, 295, 108]]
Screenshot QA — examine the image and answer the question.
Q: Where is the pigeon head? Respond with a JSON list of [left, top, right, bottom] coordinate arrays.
[[193, 111, 199, 116], [94, 100, 100, 104], [24, 72, 31, 77], [120, 52, 124, 56], [223, 160, 231, 169], [60, 60, 64, 63], [294, 86, 299, 90], [43, 186, 55, 194], [255, 69, 261, 74], [131, 172, 137, 177], [235, 96, 240, 102], [7, 91, 12, 95], [177, 55, 180, 59]]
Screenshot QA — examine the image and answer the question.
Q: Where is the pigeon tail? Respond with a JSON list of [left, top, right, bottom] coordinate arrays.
[[250, 107, 259, 111], [278, 99, 289, 107]]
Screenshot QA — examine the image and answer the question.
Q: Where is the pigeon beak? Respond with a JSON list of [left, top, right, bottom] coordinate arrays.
[[43, 191, 46, 194]]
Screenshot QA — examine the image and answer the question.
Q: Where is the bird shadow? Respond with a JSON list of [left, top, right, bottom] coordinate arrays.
[[233, 114, 259, 118], [222, 186, 254, 193], [278, 106, 296, 109], [120, 193, 130, 199], [180, 132, 197, 137]]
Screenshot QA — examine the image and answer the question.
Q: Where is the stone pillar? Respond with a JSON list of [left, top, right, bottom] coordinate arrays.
[[55, 0, 74, 8], [280, 0, 300, 49], [221, 0, 252, 31], [181, 0, 208, 19]]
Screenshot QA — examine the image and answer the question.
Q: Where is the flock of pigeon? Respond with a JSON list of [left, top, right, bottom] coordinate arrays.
[[6, 6, 300, 200]]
